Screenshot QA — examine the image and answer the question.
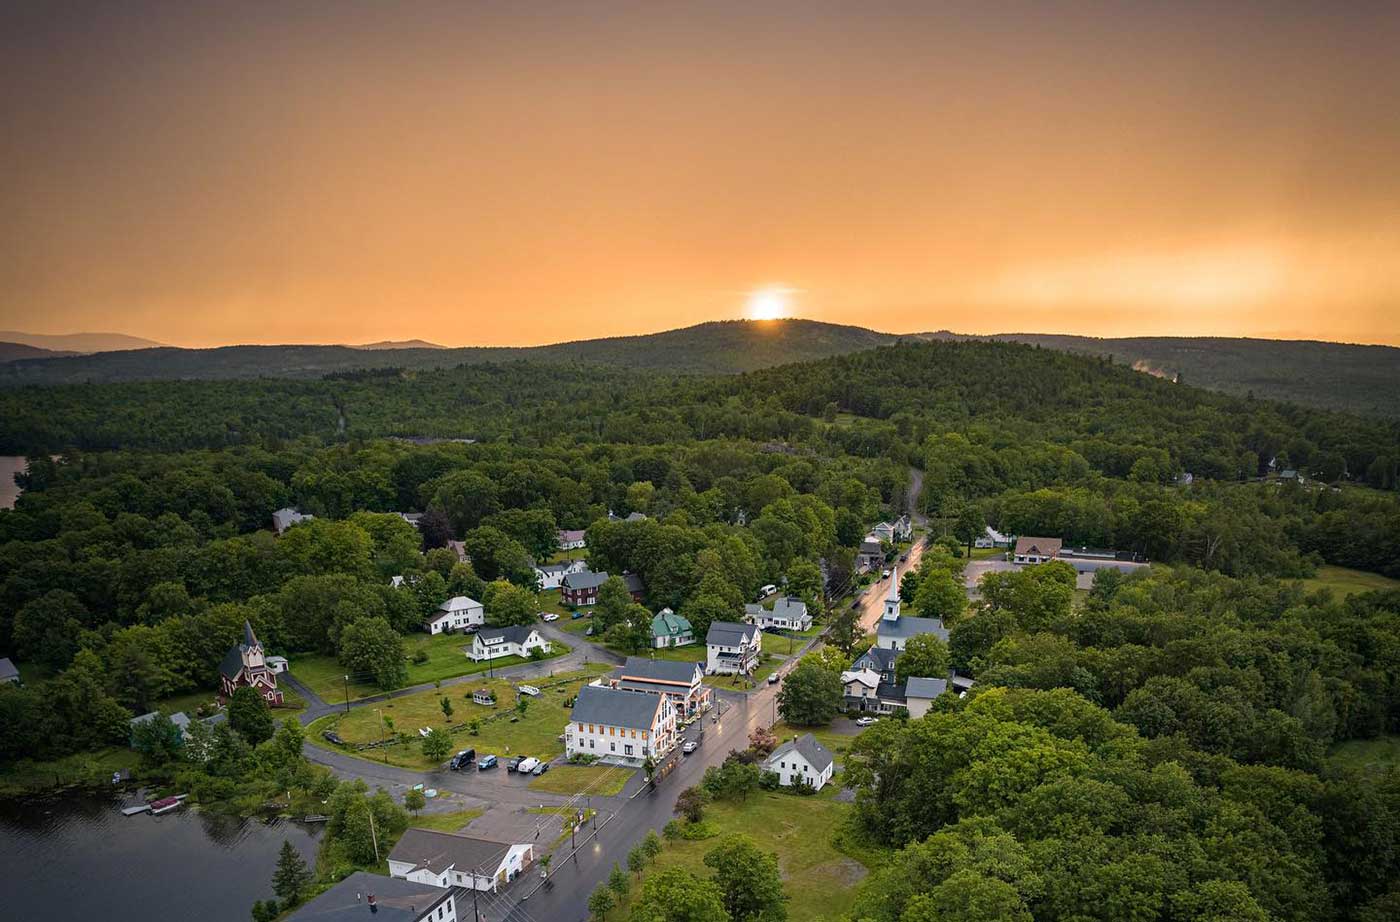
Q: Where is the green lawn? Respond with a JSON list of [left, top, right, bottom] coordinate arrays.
[[528, 763, 632, 797], [308, 665, 611, 770], [642, 643, 707, 663], [706, 657, 782, 691], [768, 720, 864, 758], [761, 633, 809, 657], [290, 631, 569, 704], [1298, 565, 1400, 599], [617, 791, 885, 920], [1329, 734, 1400, 778]]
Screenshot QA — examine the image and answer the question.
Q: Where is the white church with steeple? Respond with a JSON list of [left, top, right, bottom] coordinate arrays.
[[875, 565, 950, 651]]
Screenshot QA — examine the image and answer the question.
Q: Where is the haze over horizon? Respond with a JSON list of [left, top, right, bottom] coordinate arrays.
[[3, 2, 1399, 348]]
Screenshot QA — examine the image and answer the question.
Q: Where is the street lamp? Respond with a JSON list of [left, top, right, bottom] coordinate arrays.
[[343, 675, 350, 714]]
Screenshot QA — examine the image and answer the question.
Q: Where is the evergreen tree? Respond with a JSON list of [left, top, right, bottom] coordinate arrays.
[[271, 840, 311, 906]]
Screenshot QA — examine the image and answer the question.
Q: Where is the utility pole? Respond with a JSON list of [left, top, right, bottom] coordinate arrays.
[[366, 800, 380, 864], [344, 675, 350, 714]]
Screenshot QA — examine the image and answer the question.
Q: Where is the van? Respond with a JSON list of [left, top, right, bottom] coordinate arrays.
[[450, 749, 476, 770], [757, 584, 777, 600]]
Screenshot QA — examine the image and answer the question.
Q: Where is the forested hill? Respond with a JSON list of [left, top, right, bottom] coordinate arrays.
[[920, 331, 1400, 419], [0, 319, 895, 384]]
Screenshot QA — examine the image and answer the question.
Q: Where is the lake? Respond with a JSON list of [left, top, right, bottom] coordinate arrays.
[[0, 456, 24, 509], [0, 793, 322, 921]]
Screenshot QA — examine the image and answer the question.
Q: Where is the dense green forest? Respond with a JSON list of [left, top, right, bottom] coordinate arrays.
[[2, 336, 1399, 921]]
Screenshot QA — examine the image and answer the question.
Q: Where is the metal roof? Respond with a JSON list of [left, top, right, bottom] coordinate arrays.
[[569, 684, 663, 730]]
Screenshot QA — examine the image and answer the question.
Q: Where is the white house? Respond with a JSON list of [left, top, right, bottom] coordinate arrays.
[[764, 734, 835, 791], [705, 621, 761, 675], [468, 625, 550, 662], [557, 529, 587, 551], [650, 608, 695, 649], [975, 526, 1011, 549], [427, 596, 485, 634], [840, 668, 909, 715], [892, 514, 913, 542], [534, 559, 587, 591], [271, 507, 313, 535], [601, 656, 712, 717], [566, 684, 677, 765], [285, 871, 455, 922], [745, 596, 811, 631], [388, 829, 533, 893]]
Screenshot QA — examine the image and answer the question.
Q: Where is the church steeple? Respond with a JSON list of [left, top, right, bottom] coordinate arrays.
[[882, 566, 901, 622]]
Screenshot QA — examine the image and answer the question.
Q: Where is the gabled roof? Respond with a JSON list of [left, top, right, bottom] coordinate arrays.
[[535, 561, 581, 575], [841, 668, 880, 689], [877, 681, 908, 703], [477, 624, 538, 646], [877, 615, 949, 644], [284, 871, 451, 922], [557, 528, 587, 543], [767, 733, 833, 773], [706, 621, 759, 646], [1014, 536, 1063, 558], [853, 646, 898, 674], [0, 657, 18, 681], [622, 572, 646, 595], [562, 570, 609, 591], [439, 595, 482, 612], [218, 643, 247, 680], [859, 538, 883, 554], [770, 596, 808, 618], [617, 656, 700, 685], [570, 683, 663, 730], [905, 677, 948, 700], [650, 610, 693, 638], [388, 828, 516, 877]]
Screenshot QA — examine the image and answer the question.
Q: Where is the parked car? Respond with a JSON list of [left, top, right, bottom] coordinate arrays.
[[682, 740, 699, 754], [322, 730, 344, 745], [449, 749, 476, 770], [477, 754, 498, 770], [541, 612, 560, 622], [855, 716, 879, 727], [757, 583, 777, 600], [585, 626, 595, 636], [570, 611, 585, 620], [507, 756, 523, 772], [517, 684, 541, 697], [881, 569, 891, 579], [767, 672, 780, 685], [517, 757, 540, 773], [899, 554, 908, 563], [531, 761, 550, 776]]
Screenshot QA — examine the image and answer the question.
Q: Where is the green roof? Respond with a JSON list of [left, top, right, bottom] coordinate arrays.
[[651, 609, 693, 637]]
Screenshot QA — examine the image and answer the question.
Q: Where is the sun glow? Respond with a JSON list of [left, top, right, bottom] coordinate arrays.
[[745, 285, 795, 321]]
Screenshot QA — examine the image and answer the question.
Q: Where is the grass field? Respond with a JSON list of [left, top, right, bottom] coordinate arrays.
[[527, 763, 632, 797], [616, 790, 885, 921], [407, 808, 484, 833], [290, 631, 569, 703], [309, 665, 611, 770], [1329, 734, 1400, 778], [1298, 565, 1400, 599], [768, 720, 864, 758]]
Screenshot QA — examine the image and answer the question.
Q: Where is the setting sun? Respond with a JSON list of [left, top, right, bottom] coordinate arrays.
[[745, 286, 795, 321]]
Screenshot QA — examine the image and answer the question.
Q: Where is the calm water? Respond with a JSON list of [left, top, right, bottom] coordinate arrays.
[[0, 456, 23, 509], [0, 793, 322, 921]]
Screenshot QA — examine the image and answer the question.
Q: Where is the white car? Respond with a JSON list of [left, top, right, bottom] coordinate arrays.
[[855, 716, 879, 727], [517, 757, 540, 774], [682, 740, 699, 754], [881, 569, 891, 579], [540, 612, 559, 622], [757, 584, 777, 600], [517, 684, 541, 697]]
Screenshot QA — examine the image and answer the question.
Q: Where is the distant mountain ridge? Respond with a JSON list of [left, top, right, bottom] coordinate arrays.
[[0, 330, 163, 352], [0, 320, 1395, 419], [0, 342, 78, 362], [915, 331, 1400, 419]]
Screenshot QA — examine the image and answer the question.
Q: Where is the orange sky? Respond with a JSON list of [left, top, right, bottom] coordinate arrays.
[[2, 2, 1398, 347]]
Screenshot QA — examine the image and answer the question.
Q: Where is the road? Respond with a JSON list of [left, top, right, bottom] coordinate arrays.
[[855, 537, 926, 634]]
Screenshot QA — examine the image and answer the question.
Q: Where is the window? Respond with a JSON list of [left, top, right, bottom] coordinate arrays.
[[610, 741, 616, 752], [625, 744, 634, 756]]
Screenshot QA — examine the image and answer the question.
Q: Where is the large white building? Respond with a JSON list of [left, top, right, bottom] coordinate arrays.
[[426, 596, 484, 634], [763, 733, 835, 791], [874, 567, 949, 651], [388, 829, 533, 893], [600, 656, 712, 718], [705, 621, 762, 675], [468, 625, 550, 662], [566, 684, 677, 765]]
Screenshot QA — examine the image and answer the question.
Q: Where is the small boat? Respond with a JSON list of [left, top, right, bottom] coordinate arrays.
[[121, 804, 151, 816], [148, 796, 182, 815], [303, 814, 329, 823]]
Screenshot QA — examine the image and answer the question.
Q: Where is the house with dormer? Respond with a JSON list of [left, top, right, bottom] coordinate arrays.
[[706, 621, 761, 675]]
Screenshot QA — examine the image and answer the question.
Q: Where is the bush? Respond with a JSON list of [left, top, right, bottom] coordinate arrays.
[[663, 819, 683, 840], [678, 820, 719, 840], [790, 777, 818, 796], [412, 650, 430, 665], [759, 770, 780, 791]]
